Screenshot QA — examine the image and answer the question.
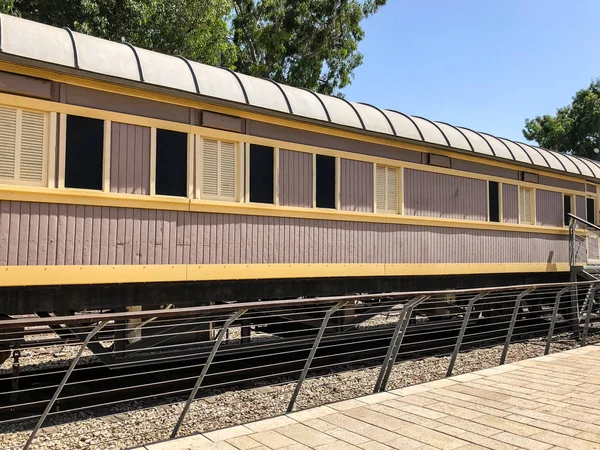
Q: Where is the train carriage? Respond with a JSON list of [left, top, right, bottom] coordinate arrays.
[[0, 13, 597, 319]]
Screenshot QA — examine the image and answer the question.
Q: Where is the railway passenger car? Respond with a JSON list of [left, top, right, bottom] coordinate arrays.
[[0, 14, 597, 317]]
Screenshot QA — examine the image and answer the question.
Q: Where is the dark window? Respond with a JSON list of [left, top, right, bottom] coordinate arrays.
[[488, 181, 499, 222], [156, 129, 188, 197], [316, 155, 336, 209], [564, 194, 572, 226], [65, 115, 103, 190], [587, 197, 596, 224], [249, 144, 274, 204]]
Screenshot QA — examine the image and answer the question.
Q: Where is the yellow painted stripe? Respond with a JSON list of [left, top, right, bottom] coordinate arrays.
[[0, 184, 576, 235], [0, 263, 571, 287]]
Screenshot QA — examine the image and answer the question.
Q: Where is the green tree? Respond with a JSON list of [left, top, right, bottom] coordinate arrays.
[[0, 0, 385, 95], [232, 0, 386, 94], [523, 79, 600, 159]]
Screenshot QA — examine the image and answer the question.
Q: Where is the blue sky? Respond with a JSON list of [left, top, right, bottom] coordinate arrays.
[[343, 0, 600, 144]]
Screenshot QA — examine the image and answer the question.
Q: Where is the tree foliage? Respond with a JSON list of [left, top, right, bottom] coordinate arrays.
[[232, 0, 385, 94], [523, 79, 600, 159], [0, 0, 386, 94]]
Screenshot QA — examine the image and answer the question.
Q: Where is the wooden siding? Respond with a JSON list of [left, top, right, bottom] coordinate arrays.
[[278, 149, 312, 208], [538, 175, 585, 192], [340, 159, 374, 212], [0, 200, 568, 267], [502, 184, 518, 224], [451, 159, 519, 180], [536, 190, 562, 227], [576, 195, 586, 220], [110, 122, 151, 195], [403, 169, 487, 220], [65, 84, 192, 124]]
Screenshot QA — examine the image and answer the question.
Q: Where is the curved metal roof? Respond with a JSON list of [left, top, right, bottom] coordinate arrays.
[[1, 13, 598, 180]]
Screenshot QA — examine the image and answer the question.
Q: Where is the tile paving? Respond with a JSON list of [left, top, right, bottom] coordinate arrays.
[[138, 345, 600, 450]]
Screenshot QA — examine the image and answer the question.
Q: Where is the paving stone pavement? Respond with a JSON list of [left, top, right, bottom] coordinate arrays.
[[134, 345, 600, 450]]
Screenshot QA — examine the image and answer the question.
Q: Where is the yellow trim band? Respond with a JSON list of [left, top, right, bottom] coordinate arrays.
[[0, 184, 575, 235], [0, 262, 570, 287]]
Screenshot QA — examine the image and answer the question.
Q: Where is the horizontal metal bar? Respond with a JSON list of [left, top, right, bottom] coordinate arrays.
[[4, 280, 599, 330]]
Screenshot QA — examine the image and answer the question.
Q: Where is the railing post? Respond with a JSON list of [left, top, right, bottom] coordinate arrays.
[[500, 288, 534, 365], [569, 218, 575, 267], [581, 284, 598, 346], [286, 301, 347, 413], [24, 321, 107, 450], [171, 309, 247, 438], [374, 295, 428, 393], [545, 286, 571, 355], [446, 293, 486, 377]]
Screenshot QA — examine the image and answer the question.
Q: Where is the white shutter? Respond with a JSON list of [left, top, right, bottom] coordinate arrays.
[[219, 141, 236, 199], [201, 138, 238, 200], [0, 107, 17, 181], [519, 187, 532, 224], [376, 165, 398, 213], [19, 110, 45, 183], [376, 165, 386, 212], [202, 138, 219, 196], [386, 167, 398, 213]]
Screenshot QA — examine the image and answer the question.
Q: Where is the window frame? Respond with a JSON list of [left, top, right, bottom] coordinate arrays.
[[246, 143, 276, 205], [562, 193, 574, 227], [59, 113, 108, 191], [587, 194, 597, 225], [312, 153, 339, 210], [518, 186, 535, 225], [196, 135, 243, 202], [149, 127, 191, 198], [487, 180, 502, 223], [0, 105, 53, 188]]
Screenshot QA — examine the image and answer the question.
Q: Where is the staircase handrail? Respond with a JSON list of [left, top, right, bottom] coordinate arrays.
[[569, 213, 600, 267], [568, 213, 600, 233]]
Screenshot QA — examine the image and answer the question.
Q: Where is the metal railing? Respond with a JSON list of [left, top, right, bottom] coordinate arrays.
[[1, 279, 599, 449], [569, 213, 600, 267]]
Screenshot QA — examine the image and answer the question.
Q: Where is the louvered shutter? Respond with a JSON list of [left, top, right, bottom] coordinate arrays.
[[202, 139, 219, 196], [19, 110, 45, 182], [376, 165, 386, 211], [386, 167, 398, 213], [519, 188, 532, 224], [0, 107, 17, 181], [219, 141, 236, 199]]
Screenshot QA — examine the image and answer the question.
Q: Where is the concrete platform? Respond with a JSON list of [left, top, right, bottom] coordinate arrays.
[[140, 345, 600, 450]]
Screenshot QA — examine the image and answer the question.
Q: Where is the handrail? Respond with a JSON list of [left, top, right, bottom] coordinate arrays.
[[3, 279, 600, 330], [568, 213, 600, 233]]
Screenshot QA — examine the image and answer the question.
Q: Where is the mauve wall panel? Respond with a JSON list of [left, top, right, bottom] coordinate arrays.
[[65, 85, 191, 124], [0, 201, 568, 267], [576, 195, 586, 219], [404, 169, 487, 220], [536, 190, 562, 227], [340, 159, 373, 212], [538, 175, 585, 192], [451, 159, 519, 180], [279, 149, 312, 207], [110, 123, 151, 195], [502, 184, 518, 224]]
